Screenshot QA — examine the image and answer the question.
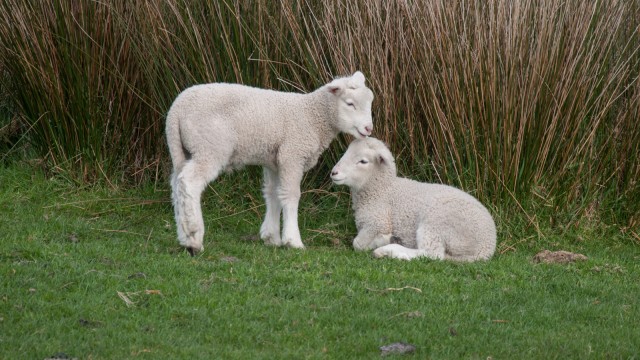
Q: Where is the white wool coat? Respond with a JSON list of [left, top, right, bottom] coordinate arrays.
[[167, 83, 340, 174], [332, 137, 496, 261], [352, 175, 497, 261]]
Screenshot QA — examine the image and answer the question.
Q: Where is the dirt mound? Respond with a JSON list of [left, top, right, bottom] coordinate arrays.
[[533, 250, 588, 264]]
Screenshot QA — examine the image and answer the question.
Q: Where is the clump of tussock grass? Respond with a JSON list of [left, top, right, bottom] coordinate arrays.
[[0, 0, 638, 228], [0, 1, 165, 184]]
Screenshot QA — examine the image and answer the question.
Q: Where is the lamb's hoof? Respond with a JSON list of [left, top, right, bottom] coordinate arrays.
[[186, 247, 200, 256], [284, 239, 305, 249], [261, 234, 283, 247], [260, 227, 283, 246], [372, 248, 386, 258]]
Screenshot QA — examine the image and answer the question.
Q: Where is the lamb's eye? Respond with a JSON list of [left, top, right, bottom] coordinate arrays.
[[346, 101, 356, 109], [358, 159, 369, 164]]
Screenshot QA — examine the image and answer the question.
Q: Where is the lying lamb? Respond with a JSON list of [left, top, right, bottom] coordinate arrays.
[[167, 72, 374, 255], [331, 137, 496, 261]]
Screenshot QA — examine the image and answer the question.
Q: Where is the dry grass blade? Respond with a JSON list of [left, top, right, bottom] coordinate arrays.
[[117, 291, 135, 307], [366, 286, 422, 294]]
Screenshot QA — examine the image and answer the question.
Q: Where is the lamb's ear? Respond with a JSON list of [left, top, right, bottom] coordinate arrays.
[[376, 150, 394, 167], [327, 79, 344, 96], [348, 71, 366, 89], [352, 71, 365, 84]]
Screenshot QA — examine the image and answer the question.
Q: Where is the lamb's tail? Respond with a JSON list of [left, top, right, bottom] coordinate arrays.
[[166, 107, 187, 173]]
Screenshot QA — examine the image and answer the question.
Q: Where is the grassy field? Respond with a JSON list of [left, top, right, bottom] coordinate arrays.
[[1, 163, 638, 359]]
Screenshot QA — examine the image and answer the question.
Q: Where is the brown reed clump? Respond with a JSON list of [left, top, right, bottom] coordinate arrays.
[[0, 0, 638, 225]]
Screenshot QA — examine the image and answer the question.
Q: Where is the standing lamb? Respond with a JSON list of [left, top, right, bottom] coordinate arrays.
[[167, 72, 375, 255], [330, 137, 496, 261]]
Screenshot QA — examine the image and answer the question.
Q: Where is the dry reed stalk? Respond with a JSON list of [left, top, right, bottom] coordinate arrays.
[[0, 0, 638, 226]]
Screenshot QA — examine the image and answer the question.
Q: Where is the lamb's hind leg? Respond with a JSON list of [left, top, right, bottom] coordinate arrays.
[[172, 159, 222, 255], [373, 223, 445, 261], [260, 167, 282, 246], [414, 222, 446, 260]]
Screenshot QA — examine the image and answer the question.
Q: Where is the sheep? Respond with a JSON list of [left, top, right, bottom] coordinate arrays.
[[330, 137, 496, 261], [166, 72, 375, 255]]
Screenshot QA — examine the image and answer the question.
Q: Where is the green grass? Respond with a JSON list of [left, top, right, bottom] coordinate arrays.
[[1, 164, 639, 359]]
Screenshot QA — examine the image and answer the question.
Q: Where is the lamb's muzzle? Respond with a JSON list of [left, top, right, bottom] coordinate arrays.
[[355, 124, 373, 138], [330, 168, 345, 184]]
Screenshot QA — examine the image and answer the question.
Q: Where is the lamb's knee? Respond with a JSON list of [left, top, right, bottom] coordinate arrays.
[[262, 187, 277, 204], [352, 237, 370, 251], [353, 233, 390, 251], [176, 162, 207, 192], [262, 183, 276, 200], [277, 186, 301, 207], [170, 171, 178, 190]]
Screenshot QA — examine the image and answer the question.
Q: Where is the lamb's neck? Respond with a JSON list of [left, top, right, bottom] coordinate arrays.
[[351, 172, 395, 208], [306, 89, 340, 147]]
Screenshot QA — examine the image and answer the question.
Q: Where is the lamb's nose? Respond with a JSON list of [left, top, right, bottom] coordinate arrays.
[[331, 170, 338, 176], [364, 125, 372, 134]]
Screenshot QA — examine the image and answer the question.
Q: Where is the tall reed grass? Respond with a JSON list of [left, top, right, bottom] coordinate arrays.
[[1, 0, 638, 226]]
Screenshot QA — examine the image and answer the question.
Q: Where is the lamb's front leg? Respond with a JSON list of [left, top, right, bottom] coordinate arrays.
[[277, 165, 304, 249], [260, 167, 282, 246], [372, 244, 431, 260], [353, 228, 392, 251], [373, 222, 445, 261]]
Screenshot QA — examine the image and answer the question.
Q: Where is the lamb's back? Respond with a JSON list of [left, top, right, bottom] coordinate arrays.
[[176, 83, 305, 127], [384, 177, 494, 252], [172, 83, 326, 168]]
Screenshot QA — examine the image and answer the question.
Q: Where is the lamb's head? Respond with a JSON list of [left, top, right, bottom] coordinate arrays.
[[326, 71, 374, 139], [331, 137, 396, 191]]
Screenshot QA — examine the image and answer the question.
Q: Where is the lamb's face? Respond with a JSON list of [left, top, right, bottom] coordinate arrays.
[[327, 71, 374, 139], [331, 138, 394, 191]]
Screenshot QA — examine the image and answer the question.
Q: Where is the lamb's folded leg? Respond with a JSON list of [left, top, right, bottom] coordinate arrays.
[[372, 244, 431, 260], [373, 223, 446, 261], [415, 222, 446, 260], [353, 229, 392, 251]]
